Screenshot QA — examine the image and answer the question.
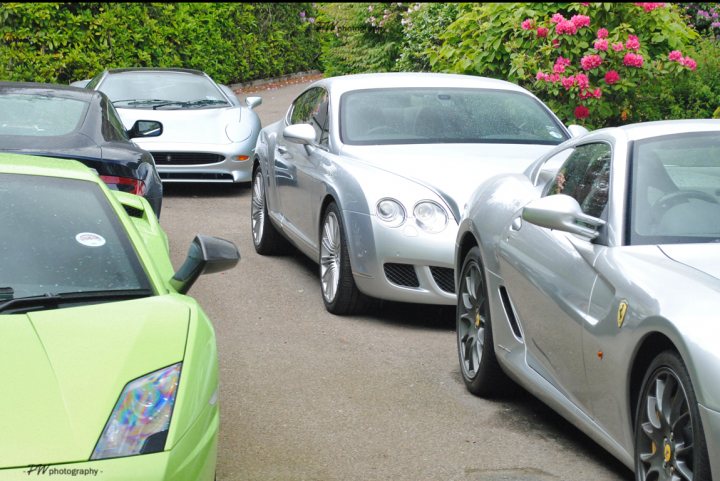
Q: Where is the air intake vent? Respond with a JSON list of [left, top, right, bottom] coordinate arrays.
[[151, 152, 224, 165], [430, 266, 455, 293], [499, 286, 523, 340], [384, 263, 419, 288]]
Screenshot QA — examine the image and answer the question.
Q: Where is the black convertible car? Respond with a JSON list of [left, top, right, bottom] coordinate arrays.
[[0, 82, 164, 216]]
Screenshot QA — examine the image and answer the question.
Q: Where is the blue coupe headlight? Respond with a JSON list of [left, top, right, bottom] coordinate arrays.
[[414, 201, 448, 233], [376, 198, 406, 227], [91, 363, 182, 460]]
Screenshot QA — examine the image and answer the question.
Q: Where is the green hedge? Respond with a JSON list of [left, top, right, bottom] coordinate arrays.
[[0, 2, 321, 85]]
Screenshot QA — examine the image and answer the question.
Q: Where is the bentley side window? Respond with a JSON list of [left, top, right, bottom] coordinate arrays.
[[546, 143, 612, 218]]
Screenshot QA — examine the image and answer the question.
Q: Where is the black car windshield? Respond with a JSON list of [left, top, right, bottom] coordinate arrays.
[[99, 71, 230, 109], [0, 94, 88, 136], [339, 88, 568, 145], [630, 131, 720, 244], [0, 173, 152, 300]]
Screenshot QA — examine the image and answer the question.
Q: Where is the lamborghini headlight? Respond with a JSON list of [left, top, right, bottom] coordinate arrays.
[[376, 198, 406, 227], [91, 363, 182, 460], [414, 201, 448, 233]]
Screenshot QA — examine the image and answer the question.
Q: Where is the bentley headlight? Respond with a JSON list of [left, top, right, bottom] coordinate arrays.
[[91, 363, 181, 460], [376, 198, 406, 227], [414, 201, 448, 233]]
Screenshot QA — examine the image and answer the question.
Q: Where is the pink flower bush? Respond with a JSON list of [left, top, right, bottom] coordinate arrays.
[[571, 15, 591, 28], [574, 105, 590, 119], [521, 18, 534, 30], [625, 34, 641, 50], [550, 13, 565, 24], [561, 75, 576, 90], [536, 27, 549, 37], [634, 2, 665, 12], [680, 57, 697, 71], [575, 72, 590, 89], [604, 70, 620, 84], [623, 52, 645, 67], [594, 38, 608, 51], [556, 19, 578, 35], [597, 28, 609, 39], [612, 42, 625, 52], [581, 54, 603, 71]]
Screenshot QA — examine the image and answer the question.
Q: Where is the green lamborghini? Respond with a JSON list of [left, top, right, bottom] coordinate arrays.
[[0, 153, 238, 480]]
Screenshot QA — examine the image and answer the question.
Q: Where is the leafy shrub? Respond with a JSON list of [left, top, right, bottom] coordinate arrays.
[[0, 2, 321, 85], [395, 3, 462, 72], [430, 3, 701, 128]]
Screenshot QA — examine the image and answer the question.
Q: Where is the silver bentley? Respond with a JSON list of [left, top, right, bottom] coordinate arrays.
[[251, 72, 582, 314], [455, 119, 720, 481], [78, 68, 262, 183]]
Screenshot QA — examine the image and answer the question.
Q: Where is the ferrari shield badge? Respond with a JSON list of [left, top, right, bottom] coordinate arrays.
[[617, 300, 628, 328]]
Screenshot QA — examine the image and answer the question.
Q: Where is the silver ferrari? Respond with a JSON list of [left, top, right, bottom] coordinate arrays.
[[455, 119, 720, 481], [80, 68, 262, 183], [251, 72, 584, 314]]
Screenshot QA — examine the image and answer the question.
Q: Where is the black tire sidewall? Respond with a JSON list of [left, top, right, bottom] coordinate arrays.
[[633, 350, 710, 481]]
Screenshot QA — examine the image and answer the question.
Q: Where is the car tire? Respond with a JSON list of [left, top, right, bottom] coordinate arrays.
[[456, 246, 509, 397], [634, 350, 710, 481], [251, 167, 286, 255], [319, 202, 366, 315]]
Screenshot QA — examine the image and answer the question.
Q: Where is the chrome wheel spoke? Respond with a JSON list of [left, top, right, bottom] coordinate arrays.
[[320, 213, 341, 301], [251, 175, 265, 241]]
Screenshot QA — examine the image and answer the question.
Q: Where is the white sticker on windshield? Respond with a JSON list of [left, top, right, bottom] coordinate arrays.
[[76, 232, 106, 247]]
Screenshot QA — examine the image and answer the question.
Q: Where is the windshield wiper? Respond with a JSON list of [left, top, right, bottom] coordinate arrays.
[[0, 288, 153, 314], [182, 99, 229, 107], [112, 99, 174, 107]]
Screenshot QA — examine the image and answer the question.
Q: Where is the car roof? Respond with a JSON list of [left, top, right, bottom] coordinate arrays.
[[104, 67, 207, 76], [589, 119, 720, 142], [0, 152, 101, 183], [311, 72, 534, 95], [0, 81, 100, 101]]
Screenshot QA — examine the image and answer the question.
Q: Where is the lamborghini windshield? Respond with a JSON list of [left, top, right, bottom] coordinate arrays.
[[0, 173, 152, 300]]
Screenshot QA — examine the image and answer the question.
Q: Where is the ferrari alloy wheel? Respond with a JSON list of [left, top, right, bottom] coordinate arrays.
[[456, 246, 508, 397], [319, 202, 365, 315], [634, 351, 710, 481], [251, 168, 285, 255]]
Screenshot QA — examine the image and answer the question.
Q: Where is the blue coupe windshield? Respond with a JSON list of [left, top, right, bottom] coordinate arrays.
[[0, 173, 152, 299], [0, 94, 88, 136], [630, 132, 720, 244], [340, 88, 569, 146]]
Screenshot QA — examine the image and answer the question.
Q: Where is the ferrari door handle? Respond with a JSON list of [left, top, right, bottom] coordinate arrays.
[[510, 217, 522, 231], [277, 146, 288, 155]]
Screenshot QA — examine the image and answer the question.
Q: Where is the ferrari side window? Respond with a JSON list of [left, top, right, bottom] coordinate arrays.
[[546, 143, 612, 218]]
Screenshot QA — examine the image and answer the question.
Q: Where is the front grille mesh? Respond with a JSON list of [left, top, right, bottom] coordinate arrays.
[[430, 266, 455, 293], [151, 152, 224, 165], [384, 263, 419, 288]]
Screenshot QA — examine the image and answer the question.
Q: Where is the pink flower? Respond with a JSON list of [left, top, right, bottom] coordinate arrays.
[[634, 2, 665, 12], [536, 71, 548, 81], [556, 19, 578, 35], [668, 50, 683, 62], [537, 26, 549, 37], [592, 88, 602, 99], [521, 18, 534, 30], [561, 75, 576, 90], [552, 39, 560, 48], [551, 13, 566, 24], [612, 42, 625, 52], [604, 70, 620, 84], [553, 63, 566, 74], [597, 28, 609, 39], [626, 34, 640, 50], [681, 56, 698, 70], [594, 38, 609, 51], [574, 105, 590, 119], [581, 54, 603, 71], [555, 56, 572, 67], [623, 52, 645, 67], [549, 73, 561, 83], [571, 14, 591, 28], [575, 73, 590, 89]]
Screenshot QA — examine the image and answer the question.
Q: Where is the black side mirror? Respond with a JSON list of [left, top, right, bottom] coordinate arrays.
[[128, 120, 163, 139], [170, 235, 240, 294]]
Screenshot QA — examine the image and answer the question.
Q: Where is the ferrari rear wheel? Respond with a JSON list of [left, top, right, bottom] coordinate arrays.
[[634, 350, 710, 481], [319, 202, 365, 315], [251, 167, 286, 255], [456, 246, 508, 397]]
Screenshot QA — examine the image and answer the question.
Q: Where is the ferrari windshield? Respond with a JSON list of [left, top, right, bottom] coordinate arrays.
[[0, 173, 152, 300], [98, 71, 230, 109], [630, 132, 720, 244], [0, 94, 87, 137], [339, 88, 568, 145]]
